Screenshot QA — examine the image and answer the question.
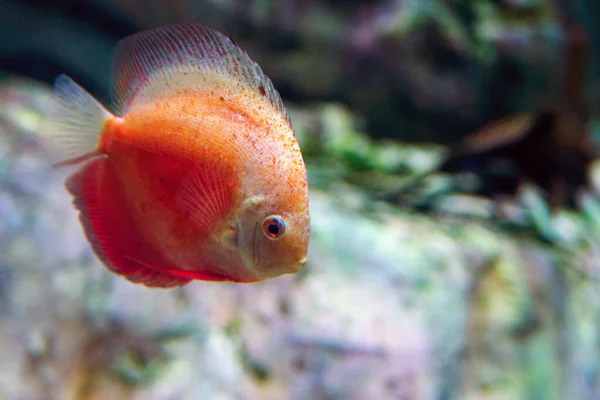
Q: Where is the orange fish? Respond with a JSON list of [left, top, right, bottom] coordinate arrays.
[[42, 23, 310, 288]]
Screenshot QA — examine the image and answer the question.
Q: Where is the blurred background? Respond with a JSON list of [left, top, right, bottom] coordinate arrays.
[[2, 0, 600, 399]]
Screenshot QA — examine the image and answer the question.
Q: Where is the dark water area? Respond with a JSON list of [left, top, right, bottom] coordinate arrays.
[[3, 0, 588, 143]]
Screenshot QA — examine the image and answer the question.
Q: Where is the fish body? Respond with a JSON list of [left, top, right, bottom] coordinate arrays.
[[42, 23, 310, 287]]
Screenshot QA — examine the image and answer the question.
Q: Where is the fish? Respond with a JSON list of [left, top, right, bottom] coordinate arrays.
[[41, 22, 310, 288]]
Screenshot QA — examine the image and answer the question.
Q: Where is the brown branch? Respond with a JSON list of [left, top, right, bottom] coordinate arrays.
[[550, 0, 589, 108]]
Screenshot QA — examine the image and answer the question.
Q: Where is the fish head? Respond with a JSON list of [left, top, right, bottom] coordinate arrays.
[[233, 188, 310, 280]]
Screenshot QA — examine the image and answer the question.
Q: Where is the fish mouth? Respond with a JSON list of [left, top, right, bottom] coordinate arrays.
[[296, 257, 308, 269]]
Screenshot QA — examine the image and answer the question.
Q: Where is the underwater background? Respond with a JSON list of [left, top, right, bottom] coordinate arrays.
[[2, 0, 600, 399]]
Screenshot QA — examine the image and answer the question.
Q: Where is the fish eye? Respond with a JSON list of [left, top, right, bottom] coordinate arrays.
[[262, 215, 286, 240]]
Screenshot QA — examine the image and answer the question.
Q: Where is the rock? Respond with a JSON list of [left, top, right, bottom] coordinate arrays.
[[1, 75, 599, 399]]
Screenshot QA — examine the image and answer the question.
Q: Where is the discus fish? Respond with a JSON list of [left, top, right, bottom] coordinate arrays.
[[42, 23, 310, 288]]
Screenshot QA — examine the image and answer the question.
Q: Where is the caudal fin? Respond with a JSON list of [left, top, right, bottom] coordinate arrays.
[[41, 75, 113, 168]]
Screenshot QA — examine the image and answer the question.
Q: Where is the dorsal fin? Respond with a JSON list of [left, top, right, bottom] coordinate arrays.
[[111, 22, 288, 122]]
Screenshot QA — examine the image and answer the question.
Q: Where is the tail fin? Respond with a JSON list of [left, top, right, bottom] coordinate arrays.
[[41, 75, 113, 168]]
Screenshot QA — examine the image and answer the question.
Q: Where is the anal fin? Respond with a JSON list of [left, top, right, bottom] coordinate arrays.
[[66, 159, 192, 288]]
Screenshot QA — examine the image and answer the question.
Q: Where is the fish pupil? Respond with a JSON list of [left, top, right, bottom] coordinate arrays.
[[268, 224, 280, 236]]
